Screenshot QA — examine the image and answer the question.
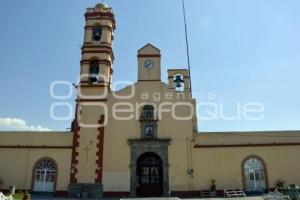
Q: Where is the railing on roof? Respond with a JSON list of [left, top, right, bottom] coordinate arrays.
[[86, 7, 112, 13]]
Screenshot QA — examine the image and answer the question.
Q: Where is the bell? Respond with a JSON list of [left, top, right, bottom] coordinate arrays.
[[89, 76, 98, 83], [93, 32, 101, 41], [175, 82, 182, 88], [173, 75, 184, 88], [174, 75, 184, 83]]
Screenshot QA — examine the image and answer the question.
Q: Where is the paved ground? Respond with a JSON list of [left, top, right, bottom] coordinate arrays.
[[122, 198, 264, 200], [30, 197, 264, 200]]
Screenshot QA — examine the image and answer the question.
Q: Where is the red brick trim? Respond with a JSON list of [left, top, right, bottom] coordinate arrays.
[[85, 15, 114, 21], [138, 54, 161, 58], [81, 49, 112, 55], [81, 47, 111, 52], [82, 44, 112, 50], [100, 42, 111, 46], [70, 104, 80, 183], [85, 12, 114, 20], [78, 84, 108, 88], [0, 189, 244, 198], [80, 59, 110, 64], [84, 13, 116, 30], [80, 80, 107, 84], [95, 114, 105, 183], [81, 52, 113, 62], [103, 192, 130, 198], [81, 60, 111, 66], [170, 191, 201, 197], [84, 12, 114, 18], [55, 191, 68, 197], [0, 145, 72, 149], [171, 190, 224, 197], [85, 25, 113, 31], [80, 46, 114, 63], [194, 143, 300, 148]]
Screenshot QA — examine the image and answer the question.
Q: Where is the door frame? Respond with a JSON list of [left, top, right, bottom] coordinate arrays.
[[136, 152, 163, 196], [242, 155, 269, 191], [31, 157, 58, 192], [128, 139, 170, 197]]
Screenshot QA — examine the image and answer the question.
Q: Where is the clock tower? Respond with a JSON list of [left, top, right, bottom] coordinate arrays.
[[69, 3, 115, 198], [138, 44, 161, 81]]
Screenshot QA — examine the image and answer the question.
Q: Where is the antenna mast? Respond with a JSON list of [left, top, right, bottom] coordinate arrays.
[[182, 0, 192, 96]]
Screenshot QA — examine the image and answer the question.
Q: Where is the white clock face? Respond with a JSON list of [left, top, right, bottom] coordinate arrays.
[[144, 60, 154, 69]]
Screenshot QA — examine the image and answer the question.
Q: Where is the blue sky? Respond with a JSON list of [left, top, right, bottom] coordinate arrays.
[[0, 0, 299, 132]]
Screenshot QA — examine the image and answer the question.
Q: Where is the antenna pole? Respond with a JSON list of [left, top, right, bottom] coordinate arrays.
[[182, 0, 192, 96]]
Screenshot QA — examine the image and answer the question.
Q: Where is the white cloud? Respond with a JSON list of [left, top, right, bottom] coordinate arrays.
[[0, 117, 52, 131]]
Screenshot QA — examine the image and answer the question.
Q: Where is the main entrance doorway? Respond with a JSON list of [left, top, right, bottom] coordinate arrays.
[[137, 152, 163, 197]]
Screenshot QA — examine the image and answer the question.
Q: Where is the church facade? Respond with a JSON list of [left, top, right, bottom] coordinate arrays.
[[1, 3, 300, 198]]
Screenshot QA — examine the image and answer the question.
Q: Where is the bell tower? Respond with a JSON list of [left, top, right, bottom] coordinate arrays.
[[79, 3, 115, 95], [69, 3, 115, 198]]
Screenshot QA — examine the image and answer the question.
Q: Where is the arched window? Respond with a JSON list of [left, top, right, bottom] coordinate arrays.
[[92, 24, 102, 41], [243, 156, 267, 191], [141, 105, 154, 119], [33, 158, 57, 192], [89, 60, 99, 83]]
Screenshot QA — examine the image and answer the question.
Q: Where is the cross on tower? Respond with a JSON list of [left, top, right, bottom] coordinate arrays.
[[83, 146, 92, 164]]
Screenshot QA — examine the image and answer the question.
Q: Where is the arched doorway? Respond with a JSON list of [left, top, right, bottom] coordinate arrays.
[[32, 158, 57, 192], [243, 156, 267, 191], [136, 152, 163, 197]]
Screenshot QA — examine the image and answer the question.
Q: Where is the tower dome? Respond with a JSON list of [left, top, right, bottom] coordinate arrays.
[[95, 3, 109, 9]]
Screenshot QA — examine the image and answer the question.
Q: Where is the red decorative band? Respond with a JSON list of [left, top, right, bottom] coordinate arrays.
[[84, 13, 116, 30], [79, 80, 109, 84], [78, 85, 108, 89], [70, 104, 81, 183], [138, 54, 161, 57], [55, 191, 68, 197], [80, 59, 112, 65], [194, 142, 300, 148], [0, 145, 72, 149], [81, 50, 113, 60], [85, 25, 113, 32], [81, 45, 112, 50], [84, 12, 114, 19], [171, 190, 224, 197], [103, 192, 130, 198], [95, 114, 105, 183]]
